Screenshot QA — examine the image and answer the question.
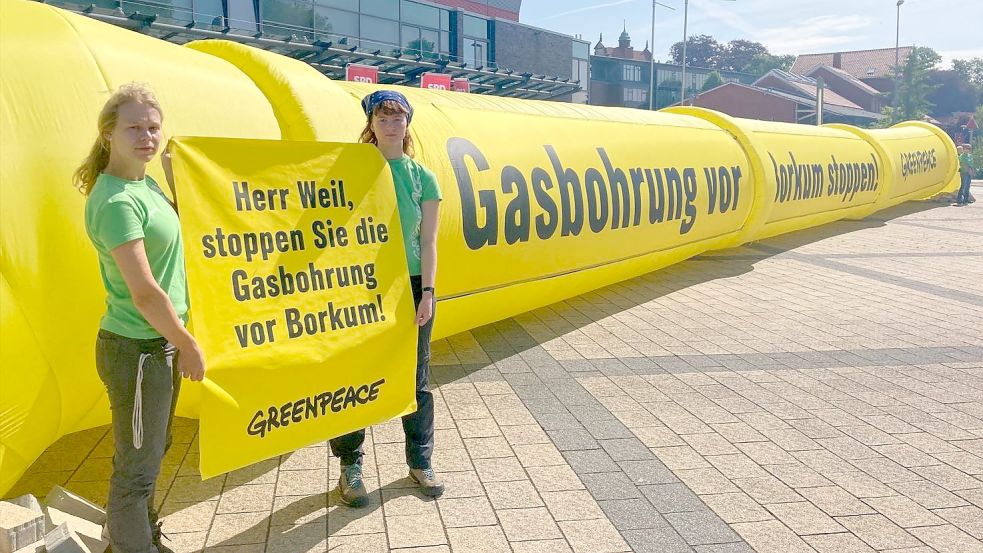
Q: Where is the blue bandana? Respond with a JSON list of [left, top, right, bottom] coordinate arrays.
[[361, 90, 413, 124]]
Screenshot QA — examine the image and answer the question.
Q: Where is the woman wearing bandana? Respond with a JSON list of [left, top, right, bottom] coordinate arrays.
[[330, 90, 444, 506]]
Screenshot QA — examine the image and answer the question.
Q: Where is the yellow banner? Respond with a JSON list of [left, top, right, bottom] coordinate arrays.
[[169, 137, 418, 478]]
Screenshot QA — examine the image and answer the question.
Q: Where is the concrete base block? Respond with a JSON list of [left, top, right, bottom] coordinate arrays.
[[45, 486, 106, 526], [45, 522, 91, 553], [45, 508, 107, 553], [0, 502, 45, 553]]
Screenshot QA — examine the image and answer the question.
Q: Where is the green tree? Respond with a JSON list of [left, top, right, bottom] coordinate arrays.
[[952, 58, 983, 91], [927, 69, 980, 117], [669, 35, 723, 68], [742, 53, 795, 77], [881, 47, 941, 124], [701, 71, 724, 92], [721, 39, 769, 72]]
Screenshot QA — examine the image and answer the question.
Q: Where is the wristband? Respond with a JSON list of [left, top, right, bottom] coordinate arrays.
[[422, 286, 435, 294]]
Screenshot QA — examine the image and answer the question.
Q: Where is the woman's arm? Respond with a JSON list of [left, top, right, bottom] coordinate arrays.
[[416, 199, 440, 326], [111, 239, 205, 380]]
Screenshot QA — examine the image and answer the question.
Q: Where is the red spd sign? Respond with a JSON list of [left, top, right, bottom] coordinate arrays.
[[452, 78, 471, 93], [345, 64, 378, 83], [420, 73, 452, 91]]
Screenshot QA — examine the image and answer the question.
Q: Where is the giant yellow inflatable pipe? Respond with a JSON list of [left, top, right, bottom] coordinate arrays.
[[0, 0, 959, 493]]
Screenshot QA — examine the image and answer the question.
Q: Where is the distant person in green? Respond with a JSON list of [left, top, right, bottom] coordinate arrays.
[[957, 143, 975, 205], [330, 90, 443, 506], [75, 83, 205, 553]]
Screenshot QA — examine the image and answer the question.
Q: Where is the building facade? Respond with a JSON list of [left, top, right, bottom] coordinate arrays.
[[589, 29, 755, 110], [792, 47, 914, 93], [692, 69, 884, 125], [42, 0, 586, 100]]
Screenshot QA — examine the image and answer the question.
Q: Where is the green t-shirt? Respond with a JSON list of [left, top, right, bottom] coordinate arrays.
[[388, 156, 442, 276], [85, 173, 188, 338], [959, 152, 974, 172]]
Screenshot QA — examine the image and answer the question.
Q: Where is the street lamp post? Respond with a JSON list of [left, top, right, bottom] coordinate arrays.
[[679, 0, 735, 106], [649, 1, 675, 110], [680, 0, 688, 105], [893, 0, 904, 118]]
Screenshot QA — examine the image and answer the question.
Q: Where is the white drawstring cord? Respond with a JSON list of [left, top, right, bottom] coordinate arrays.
[[133, 353, 150, 449]]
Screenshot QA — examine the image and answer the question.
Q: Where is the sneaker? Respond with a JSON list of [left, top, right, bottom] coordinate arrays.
[[409, 468, 444, 497], [339, 464, 368, 507], [153, 521, 174, 553]]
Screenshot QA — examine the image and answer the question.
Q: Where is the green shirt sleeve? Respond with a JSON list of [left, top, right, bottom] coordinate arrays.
[[92, 196, 145, 251], [421, 166, 442, 202]]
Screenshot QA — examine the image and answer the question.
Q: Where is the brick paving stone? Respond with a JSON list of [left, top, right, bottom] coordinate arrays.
[[803, 532, 877, 553], [562, 449, 621, 473], [700, 493, 773, 524], [497, 506, 563, 540], [731, 475, 804, 504], [473, 457, 526, 482], [437, 496, 497, 528], [558, 518, 632, 553], [908, 524, 983, 553], [890, 478, 972, 509], [484, 479, 544, 509], [934, 505, 983, 539], [765, 501, 846, 535], [863, 494, 947, 528], [597, 498, 668, 530], [621, 527, 694, 553], [731, 520, 814, 553], [526, 464, 585, 492], [510, 539, 574, 553], [835, 514, 923, 550], [639, 482, 708, 513], [693, 544, 756, 553], [541, 489, 606, 521], [797, 485, 875, 517], [445, 525, 510, 553], [665, 509, 742, 545], [580, 471, 643, 500]]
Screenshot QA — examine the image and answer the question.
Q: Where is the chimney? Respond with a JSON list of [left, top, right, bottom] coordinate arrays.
[[832, 53, 842, 68]]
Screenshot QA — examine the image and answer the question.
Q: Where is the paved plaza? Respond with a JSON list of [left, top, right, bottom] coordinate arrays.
[[8, 184, 983, 552]]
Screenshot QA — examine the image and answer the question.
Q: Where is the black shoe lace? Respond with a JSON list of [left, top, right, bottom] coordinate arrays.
[[153, 520, 169, 544]]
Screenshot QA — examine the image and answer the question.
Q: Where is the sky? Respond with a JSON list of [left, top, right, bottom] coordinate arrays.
[[519, 0, 983, 68]]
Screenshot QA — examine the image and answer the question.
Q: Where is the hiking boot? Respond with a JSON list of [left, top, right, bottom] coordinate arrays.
[[409, 467, 444, 497], [153, 521, 174, 553], [339, 464, 368, 507]]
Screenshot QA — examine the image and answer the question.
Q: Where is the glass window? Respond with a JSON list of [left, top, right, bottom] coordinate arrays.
[[315, 0, 357, 9], [401, 0, 438, 27], [317, 6, 358, 37], [440, 30, 450, 53], [463, 14, 486, 38], [439, 8, 450, 30], [361, 0, 398, 19], [464, 38, 487, 67], [623, 88, 647, 102], [136, 0, 193, 23], [420, 29, 439, 58], [402, 25, 420, 51], [194, 0, 224, 25], [228, 0, 258, 30], [572, 41, 589, 60], [623, 64, 641, 82], [360, 14, 398, 44], [573, 58, 589, 84], [262, 0, 313, 29]]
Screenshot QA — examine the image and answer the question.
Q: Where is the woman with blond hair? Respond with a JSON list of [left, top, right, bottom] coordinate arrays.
[[76, 83, 204, 553], [330, 90, 443, 506]]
